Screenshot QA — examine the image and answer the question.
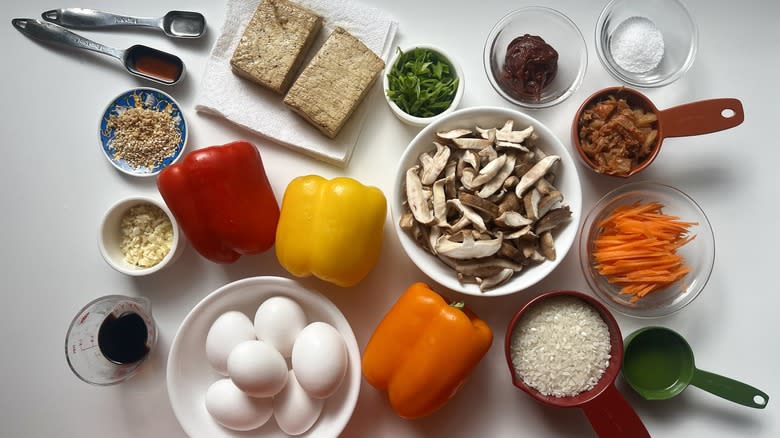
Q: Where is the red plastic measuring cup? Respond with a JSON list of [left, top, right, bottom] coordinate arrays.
[[504, 290, 650, 438]]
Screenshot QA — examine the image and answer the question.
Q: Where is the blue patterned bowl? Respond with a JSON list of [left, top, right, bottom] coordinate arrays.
[[99, 88, 187, 177]]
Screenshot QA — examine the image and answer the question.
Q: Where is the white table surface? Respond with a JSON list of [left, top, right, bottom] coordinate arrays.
[[1, 0, 778, 437]]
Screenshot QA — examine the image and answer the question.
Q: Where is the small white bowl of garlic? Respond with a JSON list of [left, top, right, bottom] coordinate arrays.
[[98, 195, 183, 276]]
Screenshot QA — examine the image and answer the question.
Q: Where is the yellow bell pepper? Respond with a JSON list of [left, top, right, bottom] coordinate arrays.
[[275, 175, 387, 287]]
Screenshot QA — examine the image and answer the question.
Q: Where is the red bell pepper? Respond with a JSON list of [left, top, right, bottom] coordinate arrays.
[[157, 141, 280, 263]]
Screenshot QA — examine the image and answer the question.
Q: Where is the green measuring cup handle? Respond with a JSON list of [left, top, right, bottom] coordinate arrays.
[[690, 368, 769, 409]]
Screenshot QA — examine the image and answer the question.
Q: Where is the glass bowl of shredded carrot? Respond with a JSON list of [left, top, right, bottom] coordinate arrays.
[[579, 182, 714, 318]]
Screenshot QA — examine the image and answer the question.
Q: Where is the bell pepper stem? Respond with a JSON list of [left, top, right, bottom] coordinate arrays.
[[449, 301, 465, 309]]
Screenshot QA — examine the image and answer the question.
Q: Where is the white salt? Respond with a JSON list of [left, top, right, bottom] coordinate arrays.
[[510, 296, 611, 397], [610, 16, 665, 74]]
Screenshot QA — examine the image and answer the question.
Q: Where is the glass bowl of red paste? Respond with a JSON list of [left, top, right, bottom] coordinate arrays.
[[484, 7, 587, 109]]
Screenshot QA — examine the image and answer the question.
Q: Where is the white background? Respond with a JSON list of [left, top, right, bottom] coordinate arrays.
[[1, 0, 778, 437]]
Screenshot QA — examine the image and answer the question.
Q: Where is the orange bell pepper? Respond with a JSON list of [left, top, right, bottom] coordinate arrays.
[[362, 283, 493, 419]]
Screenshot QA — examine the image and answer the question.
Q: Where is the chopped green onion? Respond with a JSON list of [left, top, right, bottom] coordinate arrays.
[[386, 47, 459, 118]]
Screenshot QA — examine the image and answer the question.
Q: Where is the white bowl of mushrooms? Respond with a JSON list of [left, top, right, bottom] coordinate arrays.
[[392, 106, 582, 296]]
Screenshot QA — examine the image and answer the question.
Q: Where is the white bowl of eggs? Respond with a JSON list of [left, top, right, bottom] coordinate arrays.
[[167, 276, 361, 437]]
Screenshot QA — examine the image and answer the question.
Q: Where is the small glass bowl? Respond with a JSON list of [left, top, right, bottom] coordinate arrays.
[[579, 182, 715, 318], [595, 0, 698, 87], [484, 7, 587, 109]]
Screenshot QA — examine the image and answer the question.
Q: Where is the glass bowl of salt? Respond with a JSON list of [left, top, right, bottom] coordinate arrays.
[[595, 0, 697, 87]]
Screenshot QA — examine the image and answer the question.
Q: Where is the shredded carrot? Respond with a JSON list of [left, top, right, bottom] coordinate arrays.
[[592, 201, 696, 302]]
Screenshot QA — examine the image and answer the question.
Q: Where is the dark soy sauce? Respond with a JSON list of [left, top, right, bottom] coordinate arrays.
[[98, 312, 150, 364]]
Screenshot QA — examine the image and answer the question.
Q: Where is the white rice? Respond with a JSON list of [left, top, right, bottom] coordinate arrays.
[[510, 296, 612, 397]]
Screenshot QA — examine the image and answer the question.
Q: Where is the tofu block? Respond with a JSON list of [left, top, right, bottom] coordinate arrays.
[[283, 27, 385, 139], [231, 0, 322, 94]]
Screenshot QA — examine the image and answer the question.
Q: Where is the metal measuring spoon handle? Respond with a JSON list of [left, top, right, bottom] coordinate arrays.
[[42, 8, 161, 31], [12, 18, 123, 60]]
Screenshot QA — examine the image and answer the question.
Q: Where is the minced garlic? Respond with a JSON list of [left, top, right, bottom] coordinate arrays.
[[120, 204, 173, 268]]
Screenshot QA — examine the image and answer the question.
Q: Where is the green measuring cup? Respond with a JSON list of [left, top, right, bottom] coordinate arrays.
[[622, 327, 768, 409]]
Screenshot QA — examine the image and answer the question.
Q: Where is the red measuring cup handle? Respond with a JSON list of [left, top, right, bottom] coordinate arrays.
[[660, 98, 744, 138], [581, 384, 651, 438]]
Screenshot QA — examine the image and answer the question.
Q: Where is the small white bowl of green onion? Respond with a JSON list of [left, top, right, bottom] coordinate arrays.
[[383, 45, 464, 127]]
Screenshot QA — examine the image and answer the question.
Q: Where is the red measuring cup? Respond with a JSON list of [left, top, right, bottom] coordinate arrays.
[[572, 86, 744, 177], [505, 290, 650, 438]]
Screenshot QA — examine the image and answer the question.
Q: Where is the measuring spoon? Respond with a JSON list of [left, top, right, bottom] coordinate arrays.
[[622, 326, 769, 409], [42, 8, 205, 39], [572, 86, 744, 177], [12, 18, 184, 85], [505, 290, 650, 438]]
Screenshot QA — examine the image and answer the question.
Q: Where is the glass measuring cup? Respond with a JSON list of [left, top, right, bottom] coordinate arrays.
[[65, 295, 158, 385], [622, 326, 769, 408], [505, 290, 650, 438]]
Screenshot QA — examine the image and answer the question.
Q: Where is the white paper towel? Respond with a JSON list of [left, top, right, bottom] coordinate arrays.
[[195, 0, 398, 167]]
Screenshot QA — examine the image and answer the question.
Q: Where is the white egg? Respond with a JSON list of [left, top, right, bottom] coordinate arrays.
[[227, 340, 288, 397], [206, 311, 256, 375], [291, 322, 348, 399], [205, 378, 272, 431], [273, 370, 324, 436], [254, 296, 308, 358]]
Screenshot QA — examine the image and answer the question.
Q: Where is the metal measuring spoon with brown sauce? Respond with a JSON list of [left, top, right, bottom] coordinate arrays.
[[12, 18, 184, 85]]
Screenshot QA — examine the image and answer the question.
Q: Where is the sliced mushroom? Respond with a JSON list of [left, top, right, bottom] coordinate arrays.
[[515, 155, 561, 197], [496, 125, 534, 143], [435, 232, 503, 259], [517, 240, 546, 263], [478, 145, 498, 165], [523, 189, 541, 220], [447, 216, 471, 233], [444, 159, 457, 198], [534, 206, 572, 234], [399, 212, 415, 230], [470, 154, 507, 187], [496, 141, 530, 152], [499, 242, 525, 263], [503, 175, 519, 190], [447, 199, 487, 232], [498, 119, 514, 134], [495, 211, 533, 228], [478, 153, 517, 198], [535, 177, 557, 195], [539, 231, 556, 261], [428, 226, 442, 255], [406, 165, 435, 224], [462, 150, 480, 169], [460, 167, 478, 191], [452, 137, 493, 149], [479, 268, 515, 291], [537, 191, 563, 219], [476, 126, 497, 142], [436, 129, 472, 140], [498, 192, 521, 215], [504, 225, 535, 240], [514, 162, 534, 179], [459, 193, 499, 218], [487, 189, 506, 204], [419, 143, 451, 185], [432, 178, 449, 224], [441, 256, 523, 276]]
